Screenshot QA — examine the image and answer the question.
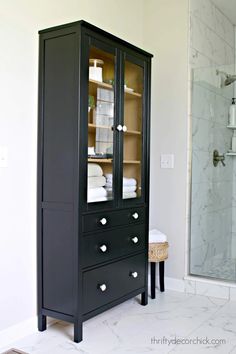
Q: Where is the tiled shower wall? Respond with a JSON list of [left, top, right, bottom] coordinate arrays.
[[232, 30, 236, 260], [189, 0, 235, 279]]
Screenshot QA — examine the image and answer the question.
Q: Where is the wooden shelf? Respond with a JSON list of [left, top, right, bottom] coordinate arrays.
[[88, 123, 141, 136], [226, 152, 236, 156], [88, 124, 112, 132], [88, 158, 113, 163], [124, 90, 142, 98], [123, 160, 141, 164], [89, 79, 113, 90], [89, 79, 142, 97], [124, 129, 141, 136], [87, 158, 140, 164]]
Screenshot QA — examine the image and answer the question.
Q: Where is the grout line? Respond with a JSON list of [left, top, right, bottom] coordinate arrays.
[[192, 80, 233, 100], [190, 45, 224, 67], [191, 11, 235, 49], [167, 295, 229, 353], [209, 0, 236, 32]]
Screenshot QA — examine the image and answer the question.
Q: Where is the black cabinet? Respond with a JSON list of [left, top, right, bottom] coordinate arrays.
[[37, 20, 152, 343]]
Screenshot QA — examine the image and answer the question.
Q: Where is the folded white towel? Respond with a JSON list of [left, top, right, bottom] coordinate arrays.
[[149, 229, 167, 243], [123, 177, 137, 186], [123, 185, 136, 192], [123, 192, 137, 199], [87, 187, 107, 199], [88, 163, 103, 177], [105, 173, 137, 186], [88, 176, 106, 188], [105, 177, 137, 187], [105, 185, 136, 193], [88, 196, 108, 203]]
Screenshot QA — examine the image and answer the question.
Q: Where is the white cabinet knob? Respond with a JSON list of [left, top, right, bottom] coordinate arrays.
[[131, 272, 138, 278], [100, 217, 107, 225], [116, 124, 123, 131], [122, 125, 127, 132], [99, 284, 107, 292], [100, 244, 107, 252], [132, 236, 139, 244], [132, 212, 139, 220]]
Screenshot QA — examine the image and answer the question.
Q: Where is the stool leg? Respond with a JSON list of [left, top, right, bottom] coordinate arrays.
[[159, 261, 165, 292], [151, 262, 156, 299]]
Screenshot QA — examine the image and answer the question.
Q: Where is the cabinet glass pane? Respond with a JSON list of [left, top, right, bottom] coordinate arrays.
[[87, 47, 115, 203], [122, 60, 143, 200]]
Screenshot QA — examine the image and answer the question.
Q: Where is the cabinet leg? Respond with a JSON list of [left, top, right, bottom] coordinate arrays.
[[74, 322, 82, 343], [141, 291, 148, 306], [151, 262, 156, 299], [38, 314, 47, 331], [159, 261, 165, 292]]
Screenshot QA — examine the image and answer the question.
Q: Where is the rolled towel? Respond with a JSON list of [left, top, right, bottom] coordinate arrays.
[[88, 163, 103, 177], [87, 187, 107, 200], [105, 176, 137, 187], [123, 192, 137, 199], [149, 229, 167, 243], [123, 177, 137, 186], [123, 185, 136, 193], [105, 186, 136, 193], [88, 176, 106, 188]]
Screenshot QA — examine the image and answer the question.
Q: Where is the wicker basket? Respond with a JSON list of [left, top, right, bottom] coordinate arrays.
[[148, 242, 169, 262]]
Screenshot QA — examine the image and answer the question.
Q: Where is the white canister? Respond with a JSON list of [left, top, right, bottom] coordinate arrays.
[[229, 98, 236, 126], [89, 59, 104, 82], [232, 130, 236, 152]]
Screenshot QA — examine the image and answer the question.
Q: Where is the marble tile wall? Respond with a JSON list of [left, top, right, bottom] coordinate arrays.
[[189, 0, 235, 280]]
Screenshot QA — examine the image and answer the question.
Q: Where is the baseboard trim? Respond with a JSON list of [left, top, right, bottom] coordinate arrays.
[[0, 316, 57, 350], [153, 274, 236, 301], [164, 276, 185, 292]]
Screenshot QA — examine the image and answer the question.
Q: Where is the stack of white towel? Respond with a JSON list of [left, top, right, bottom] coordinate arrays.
[[87, 163, 107, 203], [149, 229, 167, 243], [105, 174, 137, 199]]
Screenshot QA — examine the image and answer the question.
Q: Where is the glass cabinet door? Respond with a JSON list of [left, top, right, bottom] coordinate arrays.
[[87, 45, 116, 204], [122, 58, 144, 201]]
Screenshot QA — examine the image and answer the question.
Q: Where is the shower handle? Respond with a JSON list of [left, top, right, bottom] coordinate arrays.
[[213, 150, 225, 167]]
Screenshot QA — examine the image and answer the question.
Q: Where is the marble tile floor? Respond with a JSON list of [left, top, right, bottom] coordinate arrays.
[[1, 290, 236, 354]]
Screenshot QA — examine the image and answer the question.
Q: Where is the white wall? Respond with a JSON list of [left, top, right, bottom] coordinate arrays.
[[0, 0, 144, 332], [144, 0, 189, 279], [0, 0, 191, 334]]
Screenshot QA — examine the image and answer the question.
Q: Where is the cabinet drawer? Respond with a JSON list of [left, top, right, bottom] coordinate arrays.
[[82, 224, 146, 268], [83, 253, 145, 314], [82, 207, 145, 233]]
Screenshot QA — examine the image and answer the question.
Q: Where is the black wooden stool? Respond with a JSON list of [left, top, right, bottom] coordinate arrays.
[[149, 242, 169, 299]]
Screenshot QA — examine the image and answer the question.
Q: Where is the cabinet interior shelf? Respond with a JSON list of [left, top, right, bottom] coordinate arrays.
[[227, 125, 236, 129], [89, 79, 142, 98], [88, 123, 141, 136], [88, 158, 141, 164]]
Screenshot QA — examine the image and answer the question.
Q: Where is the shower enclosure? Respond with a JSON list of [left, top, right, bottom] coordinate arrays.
[[189, 0, 236, 281]]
